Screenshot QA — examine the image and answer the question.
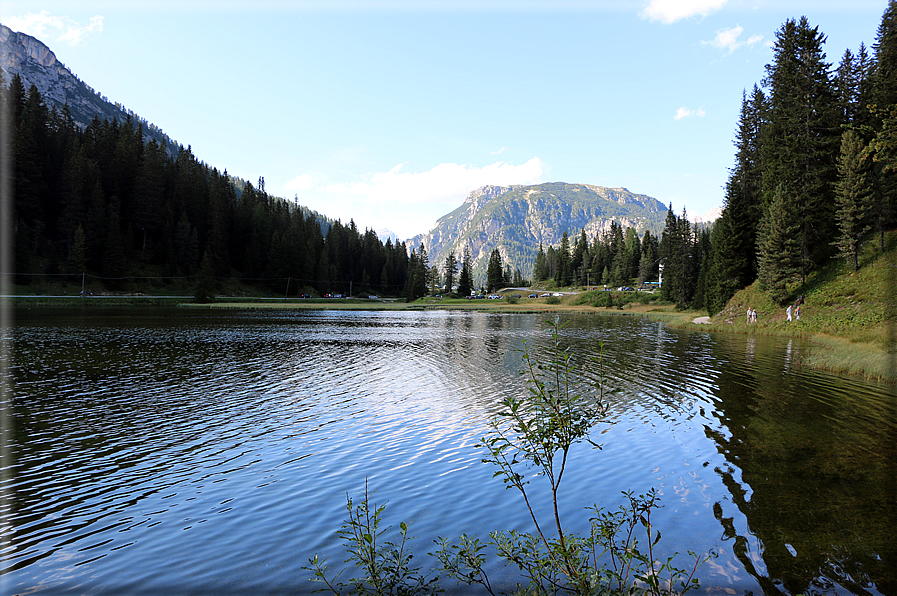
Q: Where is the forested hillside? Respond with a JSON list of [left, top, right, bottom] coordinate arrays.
[[701, 5, 897, 313], [7, 75, 430, 299]]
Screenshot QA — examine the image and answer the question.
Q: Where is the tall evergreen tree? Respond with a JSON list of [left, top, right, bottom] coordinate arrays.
[[443, 252, 458, 294], [486, 248, 504, 293], [457, 246, 473, 297], [833, 129, 874, 272], [759, 17, 840, 287], [757, 185, 801, 303], [870, 0, 897, 251], [533, 243, 548, 282], [637, 229, 658, 284], [554, 232, 571, 286]]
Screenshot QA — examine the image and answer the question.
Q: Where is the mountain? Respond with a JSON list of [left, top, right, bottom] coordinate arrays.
[[0, 24, 179, 155], [691, 206, 723, 225], [377, 228, 399, 244], [408, 182, 669, 283]]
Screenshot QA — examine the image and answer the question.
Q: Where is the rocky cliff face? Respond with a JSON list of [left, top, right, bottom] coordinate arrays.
[[408, 182, 668, 284], [0, 24, 177, 153]]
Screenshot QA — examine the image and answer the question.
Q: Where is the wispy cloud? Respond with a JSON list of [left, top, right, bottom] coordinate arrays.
[[6, 10, 104, 46], [640, 0, 727, 24], [490, 146, 507, 155], [702, 25, 763, 53], [674, 106, 706, 120], [289, 158, 544, 238]]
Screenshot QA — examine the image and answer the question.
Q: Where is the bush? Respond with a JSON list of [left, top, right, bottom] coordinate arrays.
[[545, 295, 560, 305]]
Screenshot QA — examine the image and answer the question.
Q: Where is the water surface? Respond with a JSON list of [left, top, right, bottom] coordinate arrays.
[[4, 309, 896, 595]]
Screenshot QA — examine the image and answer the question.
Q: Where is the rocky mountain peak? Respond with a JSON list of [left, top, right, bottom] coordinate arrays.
[[463, 185, 514, 204]]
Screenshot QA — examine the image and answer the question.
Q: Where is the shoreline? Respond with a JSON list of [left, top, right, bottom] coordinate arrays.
[[9, 295, 892, 382]]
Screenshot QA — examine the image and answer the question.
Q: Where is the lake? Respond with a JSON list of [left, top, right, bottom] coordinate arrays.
[[4, 308, 896, 595]]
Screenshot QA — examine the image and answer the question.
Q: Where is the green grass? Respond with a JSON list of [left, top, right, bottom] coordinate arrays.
[[710, 230, 897, 381]]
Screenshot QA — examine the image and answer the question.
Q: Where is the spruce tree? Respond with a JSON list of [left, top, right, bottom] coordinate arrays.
[[443, 252, 458, 295], [457, 246, 473, 297], [873, 0, 897, 109], [871, 0, 897, 250], [487, 248, 504, 293], [757, 185, 801, 303], [759, 17, 840, 286], [637, 230, 657, 284], [533, 243, 548, 282], [833, 129, 874, 272], [554, 232, 571, 286]]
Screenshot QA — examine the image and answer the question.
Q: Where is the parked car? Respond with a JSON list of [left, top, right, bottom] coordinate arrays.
[[540, 293, 551, 298], [529, 294, 538, 298], [511, 294, 521, 299], [552, 292, 563, 297]]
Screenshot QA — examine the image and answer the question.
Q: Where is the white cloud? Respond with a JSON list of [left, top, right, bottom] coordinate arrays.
[[490, 146, 507, 155], [674, 106, 706, 120], [299, 158, 544, 238], [6, 10, 104, 46], [703, 25, 764, 53], [285, 173, 315, 191], [640, 0, 727, 24]]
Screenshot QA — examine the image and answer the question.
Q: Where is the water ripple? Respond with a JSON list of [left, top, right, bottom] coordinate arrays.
[[7, 309, 895, 595]]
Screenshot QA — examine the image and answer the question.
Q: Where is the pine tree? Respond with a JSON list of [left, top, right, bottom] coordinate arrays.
[[873, 0, 897, 109], [487, 248, 504, 293], [870, 0, 897, 251], [533, 243, 548, 282], [637, 230, 657, 284], [443, 252, 458, 294], [757, 185, 801, 303], [759, 17, 840, 286], [429, 265, 440, 295], [833, 129, 874, 272], [457, 246, 473, 297], [554, 232, 571, 286]]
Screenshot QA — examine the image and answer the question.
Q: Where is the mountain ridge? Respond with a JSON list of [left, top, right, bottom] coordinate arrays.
[[409, 182, 671, 283]]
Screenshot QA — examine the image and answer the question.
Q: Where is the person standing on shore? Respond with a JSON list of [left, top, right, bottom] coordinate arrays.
[[786, 304, 793, 322]]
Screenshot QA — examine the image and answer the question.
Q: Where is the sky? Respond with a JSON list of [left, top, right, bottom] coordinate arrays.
[[1, 0, 891, 239]]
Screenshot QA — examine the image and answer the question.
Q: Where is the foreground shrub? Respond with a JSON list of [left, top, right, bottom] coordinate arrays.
[[308, 318, 710, 595]]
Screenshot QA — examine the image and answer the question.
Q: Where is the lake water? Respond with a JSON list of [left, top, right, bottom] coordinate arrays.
[[4, 308, 896, 595]]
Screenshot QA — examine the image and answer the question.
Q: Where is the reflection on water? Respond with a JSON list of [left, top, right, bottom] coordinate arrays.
[[4, 309, 896, 595], [706, 332, 897, 596]]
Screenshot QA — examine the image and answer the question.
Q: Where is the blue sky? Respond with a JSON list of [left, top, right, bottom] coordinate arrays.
[[1, 0, 890, 239]]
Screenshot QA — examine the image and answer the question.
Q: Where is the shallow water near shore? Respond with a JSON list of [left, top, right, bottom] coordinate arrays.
[[4, 308, 896, 595]]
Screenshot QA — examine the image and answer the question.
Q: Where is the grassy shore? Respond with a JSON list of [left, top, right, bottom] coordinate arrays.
[[699, 232, 897, 382]]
